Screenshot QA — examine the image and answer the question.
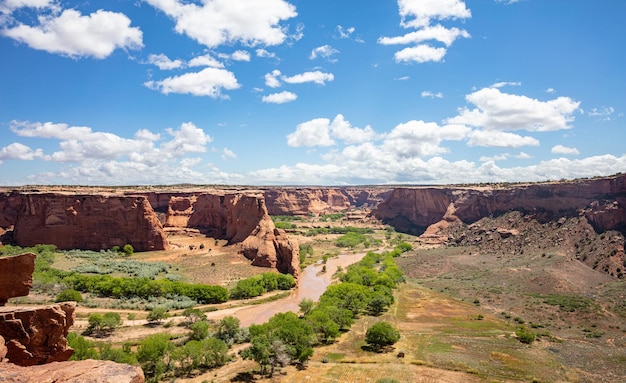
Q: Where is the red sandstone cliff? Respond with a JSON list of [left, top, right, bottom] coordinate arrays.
[[373, 174, 626, 236], [263, 187, 391, 216], [164, 193, 300, 276], [12, 193, 168, 252]]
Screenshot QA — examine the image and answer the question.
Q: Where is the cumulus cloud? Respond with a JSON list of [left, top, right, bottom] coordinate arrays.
[[264, 69, 282, 88], [230, 50, 251, 61], [282, 71, 334, 85], [310, 44, 339, 61], [382, 1, 471, 64], [397, 0, 471, 28], [145, 0, 297, 48], [287, 118, 335, 147], [382, 121, 469, 158], [0, 0, 58, 14], [144, 67, 240, 97], [2, 9, 143, 58], [467, 130, 539, 148], [147, 53, 184, 70], [551, 145, 580, 155], [256, 48, 275, 58], [188, 53, 224, 68], [448, 87, 581, 132], [286, 114, 377, 147], [0, 142, 45, 163], [588, 106, 615, 120], [221, 147, 237, 160], [394, 44, 447, 63], [262, 91, 297, 104], [378, 24, 469, 47]]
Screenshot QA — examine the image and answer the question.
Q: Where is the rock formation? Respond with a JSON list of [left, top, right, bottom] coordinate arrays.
[[0, 253, 35, 306], [0, 360, 145, 383], [0, 302, 75, 366], [13, 193, 168, 252], [372, 174, 626, 236], [165, 193, 300, 276], [263, 187, 391, 216]]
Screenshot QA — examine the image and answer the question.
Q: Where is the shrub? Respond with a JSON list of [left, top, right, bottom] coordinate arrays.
[[56, 289, 83, 303], [122, 244, 134, 256], [515, 326, 535, 344], [147, 307, 169, 324]]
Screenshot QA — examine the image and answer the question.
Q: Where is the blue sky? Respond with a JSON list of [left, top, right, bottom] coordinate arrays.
[[0, 0, 624, 185]]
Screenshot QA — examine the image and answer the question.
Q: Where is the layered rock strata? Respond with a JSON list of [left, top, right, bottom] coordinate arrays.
[[372, 174, 626, 236], [13, 193, 168, 251]]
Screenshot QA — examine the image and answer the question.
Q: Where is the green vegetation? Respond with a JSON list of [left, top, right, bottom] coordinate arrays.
[[147, 307, 170, 324], [55, 289, 83, 303], [320, 213, 345, 222], [85, 312, 122, 336], [274, 221, 296, 230], [299, 243, 314, 264], [515, 325, 536, 344], [539, 294, 598, 313], [230, 272, 295, 300], [365, 321, 401, 351], [335, 231, 368, 248], [271, 215, 303, 222], [304, 226, 374, 237]]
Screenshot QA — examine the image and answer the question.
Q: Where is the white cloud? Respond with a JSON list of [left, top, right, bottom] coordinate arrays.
[[546, 88, 556, 93], [282, 71, 334, 85], [491, 81, 521, 88], [144, 67, 241, 98], [147, 53, 184, 70], [479, 153, 509, 162], [394, 44, 447, 63], [221, 147, 237, 160], [382, 120, 470, 158], [256, 48, 275, 58], [396, 76, 410, 81], [145, 0, 297, 48], [287, 118, 335, 147], [262, 91, 297, 104], [329, 114, 377, 145], [467, 130, 540, 148], [378, 24, 469, 47], [264, 69, 282, 88], [2, 9, 143, 58], [0, 142, 45, 162], [231, 50, 251, 61], [551, 145, 580, 155], [397, 0, 471, 29], [0, 0, 57, 14], [188, 53, 224, 68], [421, 90, 443, 98], [588, 106, 615, 120], [336, 25, 355, 39], [310, 44, 339, 61], [162, 122, 212, 156], [448, 87, 581, 131]]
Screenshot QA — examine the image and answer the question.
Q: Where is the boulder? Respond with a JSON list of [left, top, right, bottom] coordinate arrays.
[[0, 252, 35, 306]]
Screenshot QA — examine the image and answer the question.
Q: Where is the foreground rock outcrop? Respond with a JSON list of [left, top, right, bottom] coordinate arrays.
[[13, 193, 168, 252], [0, 302, 75, 366], [0, 253, 35, 306], [0, 360, 145, 383]]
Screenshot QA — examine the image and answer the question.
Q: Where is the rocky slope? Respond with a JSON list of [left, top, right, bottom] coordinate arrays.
[[0, 359, 145, 383]]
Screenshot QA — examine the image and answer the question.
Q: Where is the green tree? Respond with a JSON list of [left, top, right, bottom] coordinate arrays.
[[298, 298, 315, 316], [147, 307, 169, 324], [102, 312, 122, 331], [216, 316, 241, 345], [365, 322, 400, 352], [189, 320, 210, 341], [137, 333, 173, 382], [67, 332, 98, 360], [182, 307, 206, 326]]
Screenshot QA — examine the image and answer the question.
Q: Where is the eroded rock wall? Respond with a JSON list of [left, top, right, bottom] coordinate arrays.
[[0, 360, 145, 383], [13, 193, 168, 251], [373, 174, 626, 236]]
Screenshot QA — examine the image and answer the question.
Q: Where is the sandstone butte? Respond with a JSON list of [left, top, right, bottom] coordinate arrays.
[[0, 253, 144, 382]]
